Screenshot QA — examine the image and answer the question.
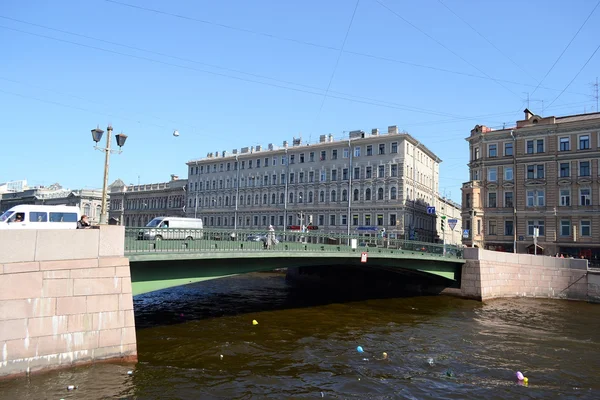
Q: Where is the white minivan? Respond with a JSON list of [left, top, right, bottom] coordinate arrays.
[[0, 205, 81, 229], [138, 217, 204, 240]]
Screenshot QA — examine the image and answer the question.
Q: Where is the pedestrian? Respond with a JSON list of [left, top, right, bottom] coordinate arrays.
[[266, 224, 276, 249], [77, 215, 91, 229]]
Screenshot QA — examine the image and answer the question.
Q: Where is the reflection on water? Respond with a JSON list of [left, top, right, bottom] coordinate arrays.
[[1, 272, 599, 399]]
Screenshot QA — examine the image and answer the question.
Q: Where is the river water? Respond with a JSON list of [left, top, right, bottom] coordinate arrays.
[[2, 272, 600, 399]]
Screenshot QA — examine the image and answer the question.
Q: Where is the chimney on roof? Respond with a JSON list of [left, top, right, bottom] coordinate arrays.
[[371, 128, 379, 136], [388, 125, 398, 134], [524, 108, 533, 120]]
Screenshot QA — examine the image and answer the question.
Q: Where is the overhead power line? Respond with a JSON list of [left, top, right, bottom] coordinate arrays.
[[530, 0, 600, 97], [96, 2, 591, 97], [547, 44, 600, 108], [373, 0, 521, 99], [437, 0, 539, 83], [0, 24, 467, 119], [312, 0, 360, 129]]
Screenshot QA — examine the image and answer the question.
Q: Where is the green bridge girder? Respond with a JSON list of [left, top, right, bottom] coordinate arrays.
[[125, 228, 464, 296]]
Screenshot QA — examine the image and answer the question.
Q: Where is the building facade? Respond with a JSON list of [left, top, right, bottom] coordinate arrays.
[[108, 175, 187, 227], [0, 185, 104, 223], [462, 109, 600, 262], [186, 126, 448, 242]]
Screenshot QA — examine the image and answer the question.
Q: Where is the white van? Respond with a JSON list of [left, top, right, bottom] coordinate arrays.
[[138, 217, 204, 240], [0, 205, 81, 230]]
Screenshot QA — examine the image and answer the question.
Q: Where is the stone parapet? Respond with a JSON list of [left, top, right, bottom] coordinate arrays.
[[461, 248, 594, 302], [0, 226, 136, 378]]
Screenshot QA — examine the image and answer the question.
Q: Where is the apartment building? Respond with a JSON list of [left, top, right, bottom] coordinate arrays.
[[108, 175, 187, 226], [186, 126, 448, 242], [462, 108, 600, 261]]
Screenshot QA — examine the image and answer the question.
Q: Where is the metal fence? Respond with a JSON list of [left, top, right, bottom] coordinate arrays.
[[124, 227, 464, 259]]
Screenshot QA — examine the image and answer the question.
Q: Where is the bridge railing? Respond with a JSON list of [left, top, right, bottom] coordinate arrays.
[[125, 227, 464, 259]]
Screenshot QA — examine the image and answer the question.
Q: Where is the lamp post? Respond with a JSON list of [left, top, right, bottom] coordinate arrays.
[[91, 125, 127, 224]]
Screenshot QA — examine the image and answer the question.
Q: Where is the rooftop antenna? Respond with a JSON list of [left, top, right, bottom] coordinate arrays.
[[590, 77, 599, 112]]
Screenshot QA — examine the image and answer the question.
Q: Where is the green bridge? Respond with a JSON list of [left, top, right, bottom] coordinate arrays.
[[125, 228, 465, 296]]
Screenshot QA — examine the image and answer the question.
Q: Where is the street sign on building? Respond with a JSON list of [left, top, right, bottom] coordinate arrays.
[[462, 229, 469, 238], [427, 206, 436, 214], [447, 218, 458, 230]]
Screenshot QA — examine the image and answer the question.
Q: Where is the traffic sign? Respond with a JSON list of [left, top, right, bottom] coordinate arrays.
[[427, 206, 436, 214], [462, 229, 469, 238], [448, 218, 458, 230]]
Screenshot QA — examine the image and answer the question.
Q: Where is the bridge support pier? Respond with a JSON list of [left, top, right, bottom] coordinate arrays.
[[0, 227, 137, 379]]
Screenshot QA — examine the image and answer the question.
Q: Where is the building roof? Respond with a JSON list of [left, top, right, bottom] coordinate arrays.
[[187, 129, 442, 165]]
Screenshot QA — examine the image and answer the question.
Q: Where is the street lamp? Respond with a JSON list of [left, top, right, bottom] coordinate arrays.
[[91, 125, 127, 224]]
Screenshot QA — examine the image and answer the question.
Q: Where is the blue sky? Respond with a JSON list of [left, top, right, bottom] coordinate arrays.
[[2, 0, 599, 203]]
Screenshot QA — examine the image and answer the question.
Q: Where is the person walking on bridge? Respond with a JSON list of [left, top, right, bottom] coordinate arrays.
[[266, 225, 276, 250]]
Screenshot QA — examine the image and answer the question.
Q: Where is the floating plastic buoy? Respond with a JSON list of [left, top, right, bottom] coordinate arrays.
[[523, 377, 529, 384], [427, 358, 434, 366], [67, 385, 76, 391], [252, 319, 258, 325], [127, 370, 133, 375], [356, 346, 364, 353], [516, 371, 524, 381], [220, 354, 223, 360], [382, 352, 388, 360]]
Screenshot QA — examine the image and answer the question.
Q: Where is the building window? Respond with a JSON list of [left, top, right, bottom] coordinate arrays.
[[320, 171, 326, 182], [579, 161, 590, 176], [504, 142, 513, 156], [342, 168, 348, 180], [331, 169, 337, 181], [353, 189, 359, 201], [366, 167, 372, 178], [559, 137, 570, 151], [298, 192, 304, 203], [391, 164, 398, 177], [526, 189, 545, 206], [473, 147, 480, 160], [290, 155, 295, 164], [389, 214, 397, 226], [465, 193, 471, 208], [352, 214, 359, 226], [378, 165, 385, 178], [256, 159, 261, 168], [299, 153, 305, 163], [527, 220, 545, 236], [309, 152, 315, 162], [354, 147, 361, 157], [289, 173, 295, 183], [330, 215, 336, 225], [332, 149, 338, 160], [580, 188, 591, 205], [299, 172, 304, 183], [365, 214, 371, 226], [505, 220, 514, 236], [365, 188, 371, 201], [581, 220, 591, 237], [526, 140, 534, 154], [488, 192, 497, 208], [343, 148, 349, 158], [342, 189, 348, 201], [488, 144, 497, 157], [504, 167, 513, 181], [527, 164, 544, 179], [318, 215, 324, 225], [319, 191, 325, 202], [488, 220, 497, 235], [579, 135, 590, 150], [488, 167, 497, 182], [320, 151, 326, 161], [331, 190, 337, 202], [560, 220, 571, 236], [536, 139, 544, 153], [308, 191, 313, 203], [391, 142, 398, 153], [378, 144, 385, 155], [390, 187, 397, 200], [560, 162, 570, 177], [504, 191, 513, 208], [341, 214, 347, 225], [378, 188, 384, 200], [354, 167, 360, 180], [248, 160, 253, 169], [560, 189, 570, 206]]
